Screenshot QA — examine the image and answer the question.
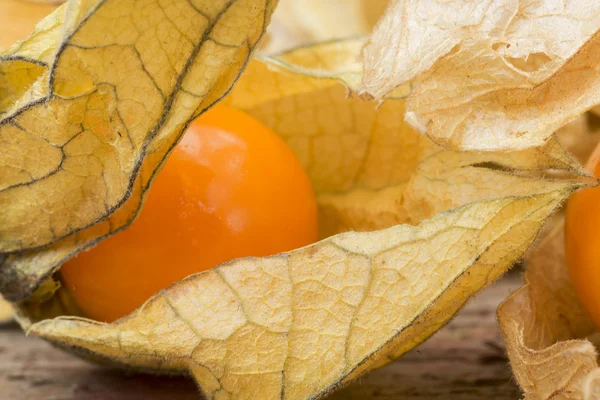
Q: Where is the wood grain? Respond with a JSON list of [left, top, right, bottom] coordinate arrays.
[[0, 274, 522, 400]]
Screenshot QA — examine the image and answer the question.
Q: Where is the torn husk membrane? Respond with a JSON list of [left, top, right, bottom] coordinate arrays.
[[0, 2, 596, 400], [361, 0, 600, 152]]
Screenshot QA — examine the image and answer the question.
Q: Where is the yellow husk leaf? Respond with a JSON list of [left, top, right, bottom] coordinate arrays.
[[361, 1, 600, 151], [0, 1, 60, 113], [30, 190, 580, 400], [16, 38, 589, 399], [0, 0, 278, 300], [498, 223, 600, 399]]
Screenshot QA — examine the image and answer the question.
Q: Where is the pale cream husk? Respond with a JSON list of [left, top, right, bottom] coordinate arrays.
[[361, 0, 600, 152]]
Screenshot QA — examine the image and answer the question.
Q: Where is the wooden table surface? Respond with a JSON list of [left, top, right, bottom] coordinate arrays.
[[0, 274, 523, 400]]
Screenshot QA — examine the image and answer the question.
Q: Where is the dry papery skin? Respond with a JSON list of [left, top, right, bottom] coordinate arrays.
[[361, 0, 600, 152], [0, 0, 277, 300], [14, 37, 587, 400], [360, 2, 600, 399], [498, 224, 600, 400], [0, 2, 595, 400]]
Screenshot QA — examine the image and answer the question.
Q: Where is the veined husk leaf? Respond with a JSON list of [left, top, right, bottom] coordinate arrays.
[[15, 39, 589, 400], [261, 0, 389, 54], [27, 190, 581, 400], [0, 0, 278, 300], [0, 0, 62, 113], [361, 0, 600, 152], [498, 223, 600, 399]]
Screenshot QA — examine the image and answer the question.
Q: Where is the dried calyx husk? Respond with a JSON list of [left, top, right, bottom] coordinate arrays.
[[498, 223, 600, 399], [361, 0, 600, 152], [0, 1, 596, 400], [360, 1, 600, 399], [0, 0, 277, 300]]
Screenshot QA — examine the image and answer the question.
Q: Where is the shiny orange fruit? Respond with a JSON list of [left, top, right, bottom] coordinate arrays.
[[565, 143, 600, 328], [61, 105, 318, 322]]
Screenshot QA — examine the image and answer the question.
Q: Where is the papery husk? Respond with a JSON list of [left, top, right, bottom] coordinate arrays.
[[0, 0, 278, 300], [16, 38, 590, 400], [225, 39, 587, 232], [1, 2, 596, 400], [498, 223, 600, 399], [361, 0, 600, 152], [536, 115, 600, 239], [28, 189, 578, 400]]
